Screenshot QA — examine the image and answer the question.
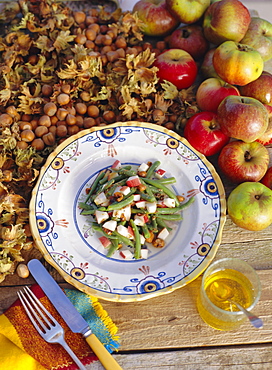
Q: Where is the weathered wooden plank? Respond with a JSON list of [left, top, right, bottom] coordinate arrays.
[[89, 344, 272, 370], [99, 270, 272, 352], [1, 270, 271, 351]]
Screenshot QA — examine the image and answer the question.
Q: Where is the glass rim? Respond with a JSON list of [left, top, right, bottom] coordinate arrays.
[[201, 257, 261, 315]]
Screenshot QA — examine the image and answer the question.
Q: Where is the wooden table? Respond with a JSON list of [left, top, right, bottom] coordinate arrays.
[[1, 1, 272, 369], [1, 146, 271, 370]]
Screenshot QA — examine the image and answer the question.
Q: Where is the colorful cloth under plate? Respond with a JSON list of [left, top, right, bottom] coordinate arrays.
[[0, 284, 120, 370]]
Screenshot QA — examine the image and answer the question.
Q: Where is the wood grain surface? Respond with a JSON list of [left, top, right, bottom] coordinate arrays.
[[1, 2, 272, 367]]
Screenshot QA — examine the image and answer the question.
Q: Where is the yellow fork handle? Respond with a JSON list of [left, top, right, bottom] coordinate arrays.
[[85, 333, 123, 370]]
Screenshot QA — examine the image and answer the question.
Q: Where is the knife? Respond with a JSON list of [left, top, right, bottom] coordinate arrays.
[[28, 259, 123, 370]]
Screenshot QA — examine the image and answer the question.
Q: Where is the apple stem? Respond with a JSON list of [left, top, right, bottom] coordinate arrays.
[[209, 120, 218, 130], [244, 151, 252, 162], [182, 29, 191, 39], [238, 44, 249, 52]]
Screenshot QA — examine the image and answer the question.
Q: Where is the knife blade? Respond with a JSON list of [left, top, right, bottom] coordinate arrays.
[[28, 259, 122, 370]]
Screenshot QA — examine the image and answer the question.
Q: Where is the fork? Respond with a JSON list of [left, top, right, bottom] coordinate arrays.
[[17, 286, 86, 370]]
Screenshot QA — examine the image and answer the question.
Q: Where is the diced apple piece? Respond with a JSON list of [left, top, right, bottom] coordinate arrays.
[[141, 249, 149, 259], [108, 171, 118, 180], [112, 205, 131, 221], [155, 168, 166, 178], [95, 210, 109, 224], [126, 175, 141, 187], [163, 197, 176, 208], [138, 162, 149, 172], [134, 214, 147, 226], [127, 225, 134, 239], [157, 227, 169, 240], [116, 225, 130, 238], [140, 234, 145, 245], [100, 198, 110, 207], [122, 205, 132, 221], [113, 186, 121, 196], [157, 199, 168, 208], [136, 200, 146, 208], [120, 250, 134, 259], [94, 191, 107, 205], [103, 220, 117, 231], [99, 236, 111, 248], [146, 202, 157, 213], [111, 160, 122, 170], [120, 186, 130, 195], [133, 194, 141, 201]]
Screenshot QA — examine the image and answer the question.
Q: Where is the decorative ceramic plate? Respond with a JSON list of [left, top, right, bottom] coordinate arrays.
[[30, 122, 226, 302]]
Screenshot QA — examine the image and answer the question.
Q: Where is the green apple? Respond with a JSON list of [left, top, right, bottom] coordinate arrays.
[[227, 182, 272, 231], [213, 41, 264, 86], [240, 17, 272, 62], [165, 0, 210, 24]]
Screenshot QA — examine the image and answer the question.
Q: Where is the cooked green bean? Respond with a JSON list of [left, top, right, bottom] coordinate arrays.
[[92, 224, 119, 239], [142, 178, 179, 206], [156, 217, 172, 232], [78, 202, 93, 210], [106, 238, 119, 257], [106, 194, 135, 211], [143, 181, 157, 201], [130, 219, 141, 259], [81, 160, 195, 260], [131, 208, 148, 214], [112, 231, 134, 247], [180, 196, 195, 210], [141, 224, 151, 239], [156, 206, 185, 214], [81, 209, 96, 215], [103, 178, 116, 190], [106, 178, 127, 196], [138, 191, 156, 203], [118, 168, 136, 176], [84, 170, 106, 203], [157, 177, 176, 185], [146, 160, 161, 178], [150, 216, 158, 233], [155, 214, 183, 221]]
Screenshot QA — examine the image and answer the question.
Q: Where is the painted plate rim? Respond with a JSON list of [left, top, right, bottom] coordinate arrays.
[[29, 121, 226, 302]]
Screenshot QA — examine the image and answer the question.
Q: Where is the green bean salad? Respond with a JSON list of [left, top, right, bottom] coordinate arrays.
[[79, 160, 195, 259]]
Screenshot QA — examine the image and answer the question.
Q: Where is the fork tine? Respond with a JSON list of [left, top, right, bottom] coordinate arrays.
[[24, 286, 55, 328], [18, 286, 87, 370], [17, 289, 44, 334], [18, 287, 55, 333]]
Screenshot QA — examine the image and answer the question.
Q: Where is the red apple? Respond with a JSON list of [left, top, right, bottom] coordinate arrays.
[[213, 41, 264, 86], [241, 17, 272, 62], [183, 111, 230, 156], [166, 0, 210, 25], [217, 95, 269, 143], [256, 105, 272, 145], [168, 24, 209, 60], [227, 182, 272, 231], [218, 140, 269, 183], [196, 77, 240, 113], [200, 48, 219, 79], [132, 0, 179, 37], [153, 49, 198, 90], [203, 0, 251, 45], [261, 167, 272, 190], [239, 71, 272, 105]]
